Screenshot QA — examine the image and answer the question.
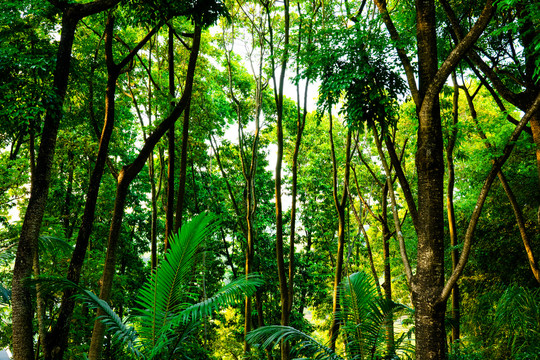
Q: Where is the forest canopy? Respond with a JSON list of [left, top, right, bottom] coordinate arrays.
[[1, 0, 539, 359]]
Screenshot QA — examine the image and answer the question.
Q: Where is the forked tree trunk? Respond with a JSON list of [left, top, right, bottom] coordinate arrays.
[[88, 25, 202, 359], [45, 17, 159, 359]]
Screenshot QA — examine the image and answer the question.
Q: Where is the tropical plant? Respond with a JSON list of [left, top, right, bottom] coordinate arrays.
[[68, 212, 263, 359], [489, 285, 540, 359], [246, 271, 413, 360]]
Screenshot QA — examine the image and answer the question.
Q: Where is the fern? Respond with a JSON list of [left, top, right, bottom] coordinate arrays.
[[134, 212, 219, 352], [76, 212, 263, 359], [247, 271, 412, 360]]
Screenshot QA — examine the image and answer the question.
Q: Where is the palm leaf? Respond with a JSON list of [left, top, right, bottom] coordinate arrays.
[[30, 276, 142, 358], [134, 212, 219, 350], [78, 289, 142, 358], [38, 235, 73, 256], [247, 325, 344, 360], [338, 272, 412, 359], [180, 274, 264, 322]]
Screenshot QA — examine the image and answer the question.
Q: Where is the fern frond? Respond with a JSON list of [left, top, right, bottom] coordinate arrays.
[[180, 274, 264, 323], [247, 325, 344, 360], [135, 212, 219, 349], [78, 289, 142, 358]]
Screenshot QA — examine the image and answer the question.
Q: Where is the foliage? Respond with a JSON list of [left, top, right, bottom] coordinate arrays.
[[247, 271, 413, 360], [67, 212, 263, 358], [306, 17, 406, 132]]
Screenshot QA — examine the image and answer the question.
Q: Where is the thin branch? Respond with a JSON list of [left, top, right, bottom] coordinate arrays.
[[440, 91, 540, 302]]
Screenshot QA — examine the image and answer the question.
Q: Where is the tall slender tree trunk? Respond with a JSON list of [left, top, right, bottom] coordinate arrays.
[[328, 117, 351, 350], [263, 0, 291, 357], [166, 23, 176, 242], [447, 73, 460, 344], [147, 38, 158, 270], [173, 98, 191, 235], [381, 185, 395, 355]]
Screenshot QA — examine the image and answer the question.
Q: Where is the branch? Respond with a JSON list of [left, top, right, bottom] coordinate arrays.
[[372, 127, 412, 285], [373, 0, 419, 106], [440, 90, 540, 303], [440, 0, 525, 109], [421, 0, 496, 116], [384, 136, 418, 231]]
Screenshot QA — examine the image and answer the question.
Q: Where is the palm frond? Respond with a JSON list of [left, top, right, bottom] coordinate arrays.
[[247, 325, 344, 360], [135, 212, 219, 349], [29, 276, 142, 358], [338, 272, 412, 359], [78, 288, 142, 358], [180, 274, 264, 322], [38, 235, 73, 256]]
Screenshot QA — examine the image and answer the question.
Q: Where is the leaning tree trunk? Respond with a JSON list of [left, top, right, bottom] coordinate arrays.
[[44, 17, 160, 359]]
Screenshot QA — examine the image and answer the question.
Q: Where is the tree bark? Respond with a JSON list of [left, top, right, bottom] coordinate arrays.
[[413, 2, 448, 358]]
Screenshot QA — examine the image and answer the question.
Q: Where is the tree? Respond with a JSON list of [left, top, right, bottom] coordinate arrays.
[[10, 1, 121, 358], [88, 21, 203, 359]]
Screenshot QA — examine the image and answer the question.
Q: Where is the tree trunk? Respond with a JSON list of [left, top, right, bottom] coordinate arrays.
[[381, 185, 395, 355], [173, 98, 191, 236], [328, 119, 351, 350], [11, 10, 79, 360], [165, 23, 176, 242], [414, 1, 447, 358], [447, 73, 460, 344]]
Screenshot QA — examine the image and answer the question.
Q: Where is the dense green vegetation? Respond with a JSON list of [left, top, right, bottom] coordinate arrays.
[[1, 0, 539, 359]]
